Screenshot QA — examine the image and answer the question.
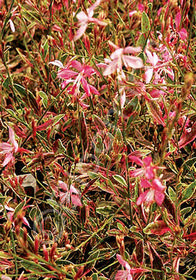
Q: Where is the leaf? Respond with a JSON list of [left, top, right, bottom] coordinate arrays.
[[21, 260, 51, 273], [146, 98, 165, 126], [92, 274, 98, 280], [96, 201, 116, 215], [152, 251, 163, 280], [113, 175, 127, 187], [181, 157, 196, 175], [168, 186, 176, 202], [137, 33, 146, 48], [53, 114, 65, 126], [13, 200, 26, 219], [93, 114, 106, 131], [13, 83, 39, 113], [141, 12, 151, 33], [135, 240, 144, 264], [16, 48, 33, 67], [36, 119, 53, 131], [39, 91, 48, 107], [181, 181, 196, 203], [123, 96, 140, 118], [180, 207, 192, 217], [2, 77, 10, 89], [86, 250, 100, 268], [143, 221, 171, 235], [80, 112, 88, 153]]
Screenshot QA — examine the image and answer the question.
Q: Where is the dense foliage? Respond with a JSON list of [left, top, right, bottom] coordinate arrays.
[[0, 0, 195, 279]]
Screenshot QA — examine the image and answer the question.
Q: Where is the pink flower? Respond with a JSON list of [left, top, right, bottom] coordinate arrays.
[[103, 42, 143, 76], [0, 127, 18, 166], [136, 178, 166, 206], [129, 156, 156, 180], [57, 60, 100, 102], [115, 254, 147, 280], [74, 0, 107, 41], [144, 49, 174, 84], [58, 181, 82, 207], [174, 12, 187, 41]]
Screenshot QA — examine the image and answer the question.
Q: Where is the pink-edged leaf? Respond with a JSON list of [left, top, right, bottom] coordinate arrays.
[[178, 123, 196, 148], [130, 267, 148, 273], [146, 99, 166, 126], [36, 119, 53, 131], [23, 217, 30, 227], [143, 220, 172, 235]]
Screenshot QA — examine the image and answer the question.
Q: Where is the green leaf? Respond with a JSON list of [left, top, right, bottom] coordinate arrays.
[[182, 157, 196, 176], [181, 181, 196, 203], [53, 114, 65, 126], [47, 199, 60, 209], [14, 83, 34, 99], [137, 33, 145, 47], [38, 91, 48, 107], [21, 260, 51, 273], [2, 77, 10, 89], [168, 187, 176, 202], [13, 200, 26, 219], [92, 274, 98, 280], [113, 175, 127, 187], [141, 12, 150, 33], [96, 201, 116, 215], [180, 207, 192, 217]]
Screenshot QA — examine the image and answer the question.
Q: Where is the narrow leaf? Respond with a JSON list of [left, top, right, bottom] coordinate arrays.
[[181, 181, 196, 203], [113, 175, 127, 187], [141, 12, 150, 33]]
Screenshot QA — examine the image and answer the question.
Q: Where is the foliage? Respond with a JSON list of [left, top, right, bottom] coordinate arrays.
[[0, 0, 195, 279]]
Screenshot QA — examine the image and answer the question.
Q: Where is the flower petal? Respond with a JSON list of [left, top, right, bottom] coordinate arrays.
[[123, 55, 143, 69], [74, 24, 88, 41]]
